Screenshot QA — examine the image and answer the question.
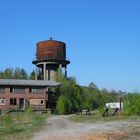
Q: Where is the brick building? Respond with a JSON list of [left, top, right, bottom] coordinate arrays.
[[0, 79, 60, 113]]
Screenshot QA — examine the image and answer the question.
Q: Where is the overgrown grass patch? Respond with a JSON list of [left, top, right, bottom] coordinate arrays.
[[0, 111, 47, 140], [69, 114, 140, 123]]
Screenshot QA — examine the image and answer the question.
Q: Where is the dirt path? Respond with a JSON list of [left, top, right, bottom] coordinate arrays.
[[32, 115, 140, 140]]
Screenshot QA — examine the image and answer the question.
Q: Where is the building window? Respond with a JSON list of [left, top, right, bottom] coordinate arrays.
[[1, 100, 4, 103], [10, 87, 25, 93], [10, 98, 17, 105], [10, 87, 13, 93], [0, 98, 6, 105], [29, 87, 32, 93], [0, 87, 5, 93], [30, 87, 44, 94], [29, 99, 44, 105], [14, 87, 25, 93], [41, 100, 44, 104]]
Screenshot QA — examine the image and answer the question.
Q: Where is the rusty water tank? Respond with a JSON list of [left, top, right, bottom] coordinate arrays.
[[36, 39, 66, 60]]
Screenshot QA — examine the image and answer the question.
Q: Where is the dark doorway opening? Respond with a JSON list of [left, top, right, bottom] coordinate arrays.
[[19, 98, 24, 109]]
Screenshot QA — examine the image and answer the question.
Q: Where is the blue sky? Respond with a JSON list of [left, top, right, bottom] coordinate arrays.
[[0, 0, 140, 92]]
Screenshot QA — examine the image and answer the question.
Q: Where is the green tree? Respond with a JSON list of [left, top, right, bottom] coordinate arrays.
[[0, 68, 29, 79], [82, 83, 102, 110], [88, 82, 98, 91], [56, 95, 71, 114], [124, 93, 140, 115], [4, 68, 13, 79], [14, 68, 28, 79], [29, 70, 35, 80], [21, 68, 28, 79], [56, 74, 84, 114], [0, 71, 4, 79]]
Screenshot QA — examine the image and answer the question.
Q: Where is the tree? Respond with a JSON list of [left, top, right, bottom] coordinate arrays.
[[0, 68, 30, 79], [21, 68, 28, 79], [56, 95, 71, 114], [56, 74, 84, 114], [0, 71, 4, 79], [88, 82, 98, 91], [14, 68, 28, 79], [81, 82, 103, 110], [4, 68, 13, 79], [29, 70, 35, 80], [124, 93, 140, 115]]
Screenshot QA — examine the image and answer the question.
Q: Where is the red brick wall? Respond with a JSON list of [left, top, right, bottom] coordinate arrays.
[[0, 87, 47, 112]]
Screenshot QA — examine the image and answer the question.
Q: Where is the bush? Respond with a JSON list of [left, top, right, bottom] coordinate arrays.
[[124, 93, 140, 115], [56, 76, 84, 114], [56, 95, 71, 114]]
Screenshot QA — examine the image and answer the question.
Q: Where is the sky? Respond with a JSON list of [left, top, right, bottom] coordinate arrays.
[[0, 0, 140, 92]]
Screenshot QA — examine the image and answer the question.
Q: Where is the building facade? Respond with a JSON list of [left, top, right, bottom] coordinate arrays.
[[0, 79, 60, 113]]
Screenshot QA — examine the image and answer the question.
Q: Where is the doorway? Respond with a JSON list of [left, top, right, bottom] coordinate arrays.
[[19, 98, 24, 109]]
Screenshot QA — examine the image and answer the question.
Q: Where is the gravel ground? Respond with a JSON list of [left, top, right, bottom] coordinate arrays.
[[31, 115, 140, 140]]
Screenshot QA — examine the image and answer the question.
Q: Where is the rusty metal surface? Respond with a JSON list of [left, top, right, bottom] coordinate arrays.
[[36, 39, 66, 60]]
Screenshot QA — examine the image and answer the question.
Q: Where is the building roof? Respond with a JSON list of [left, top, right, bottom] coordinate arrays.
[[0, 79, 61, 87]]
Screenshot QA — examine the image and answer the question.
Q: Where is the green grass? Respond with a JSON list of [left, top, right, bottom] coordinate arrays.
[[69, 113, 140, 123], [0, 111, 47, 140]]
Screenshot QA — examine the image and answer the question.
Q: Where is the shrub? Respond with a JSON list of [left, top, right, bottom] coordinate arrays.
[[56, 95, 71, 114], [124, 93, 140, 115]]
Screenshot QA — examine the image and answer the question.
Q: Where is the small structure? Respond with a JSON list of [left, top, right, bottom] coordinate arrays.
[[112, 108, 119, 116], [0, 79, 61, 113], [102, 107, 109, 117], [102, 102, 123, 117], [106, 102, 123, 110]]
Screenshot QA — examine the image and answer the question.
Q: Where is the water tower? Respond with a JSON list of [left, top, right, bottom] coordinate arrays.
[[32, 38, 70, 81]]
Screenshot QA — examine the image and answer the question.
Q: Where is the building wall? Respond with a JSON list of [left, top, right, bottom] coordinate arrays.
[[0, 86, 47, 112]]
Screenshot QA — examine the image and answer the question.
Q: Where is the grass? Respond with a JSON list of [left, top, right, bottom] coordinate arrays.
[[69, 112, 140, 123], [0, 110, 47, 140], [1, 110, 139, 140]]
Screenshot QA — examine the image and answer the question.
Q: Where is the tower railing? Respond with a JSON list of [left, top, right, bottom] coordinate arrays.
[[32, 57, 70, 62]]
